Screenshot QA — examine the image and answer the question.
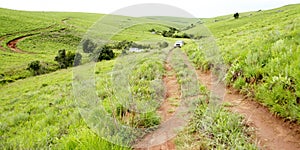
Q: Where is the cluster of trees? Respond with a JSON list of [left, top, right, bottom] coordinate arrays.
[[27, 49, 82, 76], [82, 39, 115, 62], [54, 49, 82, 69], [92, 45, 115, 61], [149, 27, 199, 39], [26, 36, 171, 77], [161, 27, 179, 37], [26, 36, 166, 77], [108, 40, 151, 50]]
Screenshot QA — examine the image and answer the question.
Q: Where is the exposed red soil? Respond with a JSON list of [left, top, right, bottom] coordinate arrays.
[[7, 35, 35, 53], [134, 50, 181, 150], [0, 24, 59, 52], [2, 23, 66, 54], [197, 71, 300, 150], [157, 63, 181, 122]]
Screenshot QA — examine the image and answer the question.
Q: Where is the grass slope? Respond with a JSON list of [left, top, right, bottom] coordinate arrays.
[[184, 4, 300, 121], [1, 4, 299, 149], [0, 61, 127, 149], [0, 8, 196, 83], [0, 8, 193, 149], [0, 8, 102, 83]]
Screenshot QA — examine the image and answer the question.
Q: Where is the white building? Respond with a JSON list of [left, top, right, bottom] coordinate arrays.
[[129, 48, 144, 52]]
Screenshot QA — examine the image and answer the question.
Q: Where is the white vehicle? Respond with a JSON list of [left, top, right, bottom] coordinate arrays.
[[174, 40, 184, 48]]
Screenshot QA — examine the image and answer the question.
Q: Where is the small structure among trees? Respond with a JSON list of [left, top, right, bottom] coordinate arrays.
[[234, 12, 240, 19]]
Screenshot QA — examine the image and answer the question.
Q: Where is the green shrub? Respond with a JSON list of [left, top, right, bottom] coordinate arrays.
[[27, 60, 41, 75], [54, 50, 81, 69], [27, 61, 59, 76], [135, 112, 160, 128], [93, 45, 115, 62], [234, 12, 240, 19]]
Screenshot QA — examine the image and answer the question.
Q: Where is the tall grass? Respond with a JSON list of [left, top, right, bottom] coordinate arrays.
[[168, 49, 256, 149], [184, 4, 300, 122]]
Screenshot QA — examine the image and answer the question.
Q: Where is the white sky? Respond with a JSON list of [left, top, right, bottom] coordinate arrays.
[[0, 0, 299, 18]]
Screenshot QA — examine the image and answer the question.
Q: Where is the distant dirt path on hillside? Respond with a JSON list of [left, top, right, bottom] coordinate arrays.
[[0, 24, 58, 52], [2, 19, 69, 53], [197, 71, 300, 150], [7, 35, 35, 53], [134, 49, 181, 150], [6, 27, 66, 54]]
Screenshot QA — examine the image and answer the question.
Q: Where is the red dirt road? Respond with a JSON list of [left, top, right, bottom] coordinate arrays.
[[197, 71, 300, 150]]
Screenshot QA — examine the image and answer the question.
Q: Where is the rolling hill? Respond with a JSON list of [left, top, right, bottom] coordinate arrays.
[[0, 3, 299, 149]]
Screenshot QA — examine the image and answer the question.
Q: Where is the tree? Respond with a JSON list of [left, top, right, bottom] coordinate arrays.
[[82, 39, 97, 53], [234, 12, 239, 19], [94, 45, 115, 62], [27, 60, 41, 75], [54, 49, 80, 68], [55, 49, 67, 69], [66, 51, 75, 67]]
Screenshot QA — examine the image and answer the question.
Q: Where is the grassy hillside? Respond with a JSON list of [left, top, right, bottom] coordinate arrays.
[[184, 4, 300, 121], [0, 8, 198, 84], [0, 8, 200, 149], [0, 60, 130, 149], [0, 8, 102, 83], [1, 3, 299, 149]]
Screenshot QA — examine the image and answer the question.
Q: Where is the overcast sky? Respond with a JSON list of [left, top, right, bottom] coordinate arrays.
[[0, 0, 299, 18]]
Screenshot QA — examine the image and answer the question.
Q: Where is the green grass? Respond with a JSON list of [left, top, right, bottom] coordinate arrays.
[[0, 61, 127, 149], [176, 103, 257, 149], [184, 4, 300, 122], [0, 8, 187, 84], [0, 8, 102, 84], [0, 49, 167, 148], [1, 3, 299, 149], [112, 23, 169, 41], [168, 49, 256, 149], [143, 16, 199, 29]]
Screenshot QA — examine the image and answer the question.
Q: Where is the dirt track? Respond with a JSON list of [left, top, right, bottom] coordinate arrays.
[[7, 34, 35, 53], [1, 21, 67, 54], [197, 71, 300, 150], [134, 49, 181, 150], [135, 50, 300, 150]]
